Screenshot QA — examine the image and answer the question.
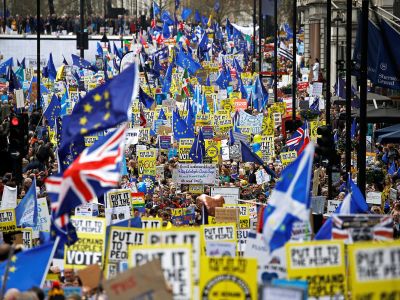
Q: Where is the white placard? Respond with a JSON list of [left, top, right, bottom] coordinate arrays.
[[1, 185, 17, 209], [32, 197, 51, 239], [366, 192, 382, 205], [172, 164, 217, 184], [105, 206, 131, 226], [206, 241, 237, 257], [327, 200, 342, 215]]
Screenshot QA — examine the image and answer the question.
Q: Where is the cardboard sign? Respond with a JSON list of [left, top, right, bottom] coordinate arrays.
[[128, 245, 192, 300], [348, 241, 400, 300], [77, 264, 102, 290], [65, 217, 106, 269], [107, 189, 132, 208], [106, 227, 145, 278], [172, 164, 217, 185], [210, 187, 239, 205], [0, 209, 16, 232], [199, 257, 258, 300], [215, 207, 240, 224], [327, 200, 341, 215], [286, 240, 347, 298], [103, 260, 172, 300]]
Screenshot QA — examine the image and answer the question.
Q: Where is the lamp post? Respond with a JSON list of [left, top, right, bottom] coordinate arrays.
[[333, 12, 344, 86]]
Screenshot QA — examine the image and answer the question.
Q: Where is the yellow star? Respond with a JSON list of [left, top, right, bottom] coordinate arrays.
[[11, 255, 17, 263], [80, 128, 88, 134], [9, 266, 16, 273], [105, 101, 110, 109], [103, 112, 110, 121], [93, 94, 102, 102], [83, 103, 93, 113], [79, 116, 88, 126], [94, 123, 102, 129], [103, 90, 110, 100]]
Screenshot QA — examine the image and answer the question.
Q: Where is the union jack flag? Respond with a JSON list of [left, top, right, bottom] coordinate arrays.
[[286, 122, 310, 154], [46, 124, 127, 220]]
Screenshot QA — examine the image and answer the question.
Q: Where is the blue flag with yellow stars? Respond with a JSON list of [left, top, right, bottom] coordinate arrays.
[[176, 50, 202, 75], [173, 109, 194, 140], [189, 128, 205, 163], [71, 54, 99, 72], [142, 175, 156, 194], [59, 63, 139, 153], [44, 94, 61, 128], [138, 86, 155, 109], [0, 241, 57, 291]]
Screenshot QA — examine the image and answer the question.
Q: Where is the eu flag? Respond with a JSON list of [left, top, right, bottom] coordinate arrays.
[[0, 57, 13, 75], [15, 177, 38, 227], [161, 11, 174, 26], [189, 128, 205, 163], [0, 241, 57, 291], [173, 109, 194, 140], [47, 53, 57, 81], [176, 50, 202, 75], [113, 42, 123, 60], [59, 63, 139, 153], [240, 141, 275, 177], [44, 94, 61, 128], [139, 87, 155, 109], [162, 62, 173, 93], [71, 54, 99, 72]]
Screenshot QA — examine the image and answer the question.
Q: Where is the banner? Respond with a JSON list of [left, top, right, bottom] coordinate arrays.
[[141, 217, 163, 229], [172, 164, 217, 184], [138, 150, 157, 176], [32, 197, 51, 238], [178, 138, 194, 162], [0, 209, 16, 232], [238, 110, 263, 134], [145, 228, 201, 283], [107, 189, 132, 209], [286, 240, 347, 298], [348, 241, 400, 300], [199, 257, 258, 300], [106, 227, 145, 278], [128, 245, 193, 300], [65, 217, 106, 269]]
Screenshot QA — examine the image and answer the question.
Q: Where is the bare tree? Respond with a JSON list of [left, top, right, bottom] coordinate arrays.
[[48, 0, 55, 14]]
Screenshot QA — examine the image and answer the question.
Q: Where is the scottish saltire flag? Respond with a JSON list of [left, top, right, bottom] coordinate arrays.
[[189, 128, 205, 163], [71, 54, 98, 72], [44, 94, 61, 128], [60, 63, 139, 153], [0, 240, 58, 291], [15, 177, 38, 227], [0, 57, 13, 74], [315, 184, 368, 240], [262, 143, 314, 253], [46, 125, 127, 218], [47, 53, 57, 81]]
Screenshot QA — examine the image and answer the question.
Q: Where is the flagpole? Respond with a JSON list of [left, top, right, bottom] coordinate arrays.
[[273, 0, 278, 102], [326, 0, 333, 199], [0, 245, 15, 299], [292, 0, 297, 121], [345, 0, 352, 178], [36, 0, 41, 109]]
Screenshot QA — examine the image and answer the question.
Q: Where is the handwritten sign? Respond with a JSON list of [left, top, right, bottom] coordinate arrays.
[[172, 164, 217, 184]]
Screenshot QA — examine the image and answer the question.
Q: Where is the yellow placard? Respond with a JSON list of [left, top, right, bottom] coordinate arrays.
[[309, 119, 326, 142], [229, 91, 241, 100], [84, 135, 98, 147], [205, 140, 221, 163], [179, 138, 194, 163], [196, 113, 211, 126], [0, 209, 16, 232], [64, 217, 107, 269], [199, 257, 258, 300], [188, 184, 204, 194], [286, 240, 347, 298], [107, 189, 132, 208], [141, 217, 163, 229], [348, 241, 400, 300], [138, 149, 157, 176], [280, 151, 298, 166]]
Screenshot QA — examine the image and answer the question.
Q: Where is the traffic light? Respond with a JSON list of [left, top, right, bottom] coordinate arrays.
[[8, 113, 28, 157], [315, 125, 340, 165]]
